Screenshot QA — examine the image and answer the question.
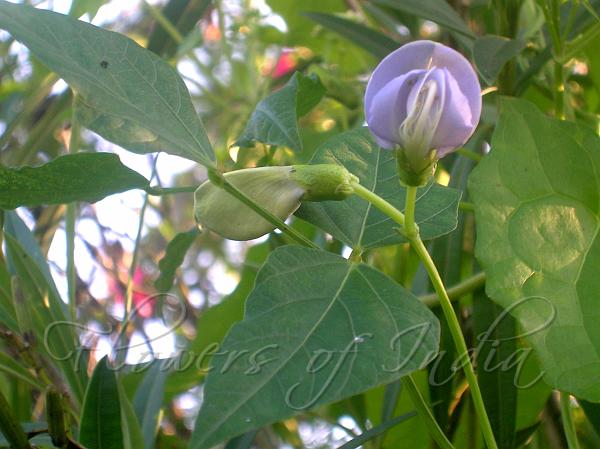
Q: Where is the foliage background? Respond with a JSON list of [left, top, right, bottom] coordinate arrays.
[[1, 0, 600, 448]]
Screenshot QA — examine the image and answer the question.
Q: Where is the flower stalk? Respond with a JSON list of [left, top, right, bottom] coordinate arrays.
[[404, 186, 499, 449], [350, 180, 499, 449]]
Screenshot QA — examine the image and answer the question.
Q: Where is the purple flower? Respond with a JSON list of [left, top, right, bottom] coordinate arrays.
[[365, 40, 481, 159]]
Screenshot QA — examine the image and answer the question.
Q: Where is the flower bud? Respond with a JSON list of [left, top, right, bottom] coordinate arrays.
[[364, 40, 481, 185], [194, 164, 355, 241]]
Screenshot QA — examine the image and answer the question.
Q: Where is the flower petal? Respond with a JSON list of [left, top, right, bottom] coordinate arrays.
[[364, 40, 481, 156], [366, 69, 426, 149], [431, 68, 475, 153]]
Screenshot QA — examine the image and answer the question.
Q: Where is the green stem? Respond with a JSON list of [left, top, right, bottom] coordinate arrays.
[[540, 0, 566, 120], [402, 376, 455, 449], [351, 183, 454, 448], [351, 182, 405, 227], [145, 185, 197, 195], [114, 157, 158, 364], [459, 201, 475, 213], [142, 0, 184, 42], [560, 392, 580, 449], [554, 61, 566, 120], [420, 272, 486, 307], [209, 168, 318, 248], [66, 98, 81, 322], [456, 147, 482, 163], [0, 73, 58, 151], [0, 390, 32, 449], [404, 186, 418, 238], [403, 186, 499, 449], [351, 182, 497, 449]]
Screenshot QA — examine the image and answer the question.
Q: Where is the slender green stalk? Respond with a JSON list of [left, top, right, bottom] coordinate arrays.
[[0, 390, 32, 449], [145, 185, 197, 195], [403, 186, 499, 449], [66, 99, 81, 322], [216, 0, 233, 66], [540, 0, 566, 120], [0, 73, 57, 151], [553, 62, 566, 120], [560, 392, 581, 449], [456, 147, 482, 163], [351, 183, 453, 448], [142, 0, 224, 93], [351, 182, 405, 227], [420, 271, 486, 307], [403, 186, 418, 238], [114, 157, 158, 363], [351, 182, 498, 449], [402, 376, 455, 449], [142, 0, 184, 42], [459, 201, 475, 213]]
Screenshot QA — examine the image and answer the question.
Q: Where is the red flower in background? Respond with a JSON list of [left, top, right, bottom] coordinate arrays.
[[272, 50, 297, 79], [109, 266, 155, 319]]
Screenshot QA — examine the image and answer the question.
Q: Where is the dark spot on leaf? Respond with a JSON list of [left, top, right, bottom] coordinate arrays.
[[100, 60, 109, 69]]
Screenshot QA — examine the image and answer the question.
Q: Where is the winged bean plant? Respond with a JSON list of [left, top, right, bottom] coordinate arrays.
[[0, 1, 600, 449]]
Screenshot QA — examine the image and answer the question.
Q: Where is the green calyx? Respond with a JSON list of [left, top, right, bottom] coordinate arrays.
[[395, 147, 437, 187], [291, 164, 358, 201]]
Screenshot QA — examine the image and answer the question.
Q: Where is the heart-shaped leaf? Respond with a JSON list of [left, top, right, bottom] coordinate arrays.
[[470, 98, 600, 400], [190, 245, 439, 449]]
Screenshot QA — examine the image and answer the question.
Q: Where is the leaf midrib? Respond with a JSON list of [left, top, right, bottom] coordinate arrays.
[[198, 262, 356, 447]]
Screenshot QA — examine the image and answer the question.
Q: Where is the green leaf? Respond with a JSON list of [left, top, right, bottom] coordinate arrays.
[[266, 0, 346, 46], [147, 0, 212, 58], [0, 422, 51, 448], [514, 422, 541, 448], [363, 371, 432, 448], [581, 400, 600, 436], [190, 246, 440, 449], [337, 411, 417, 449], [119, 382, 145, 449], [304, 12, 401, 59], [236, 72, 325, 152], [0, 153, 149, 209], [0, 352, 44, 390], [370, 0, 475, 39], [165, 242, 270, 395], [132, 361, 169, 449], [4, 212, 86, 404], [68, 0, 105, 18], [79, 357, 124, 449], [155, 228, 199, 292], [473, 35, 525, 85], [0, 252, 18, 333], [224, 431, 258, 449], [0, 1, 215, 166], [473, 289, 517, 449], [296, 128, 461, 249], [469, 97, 600, 401]]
